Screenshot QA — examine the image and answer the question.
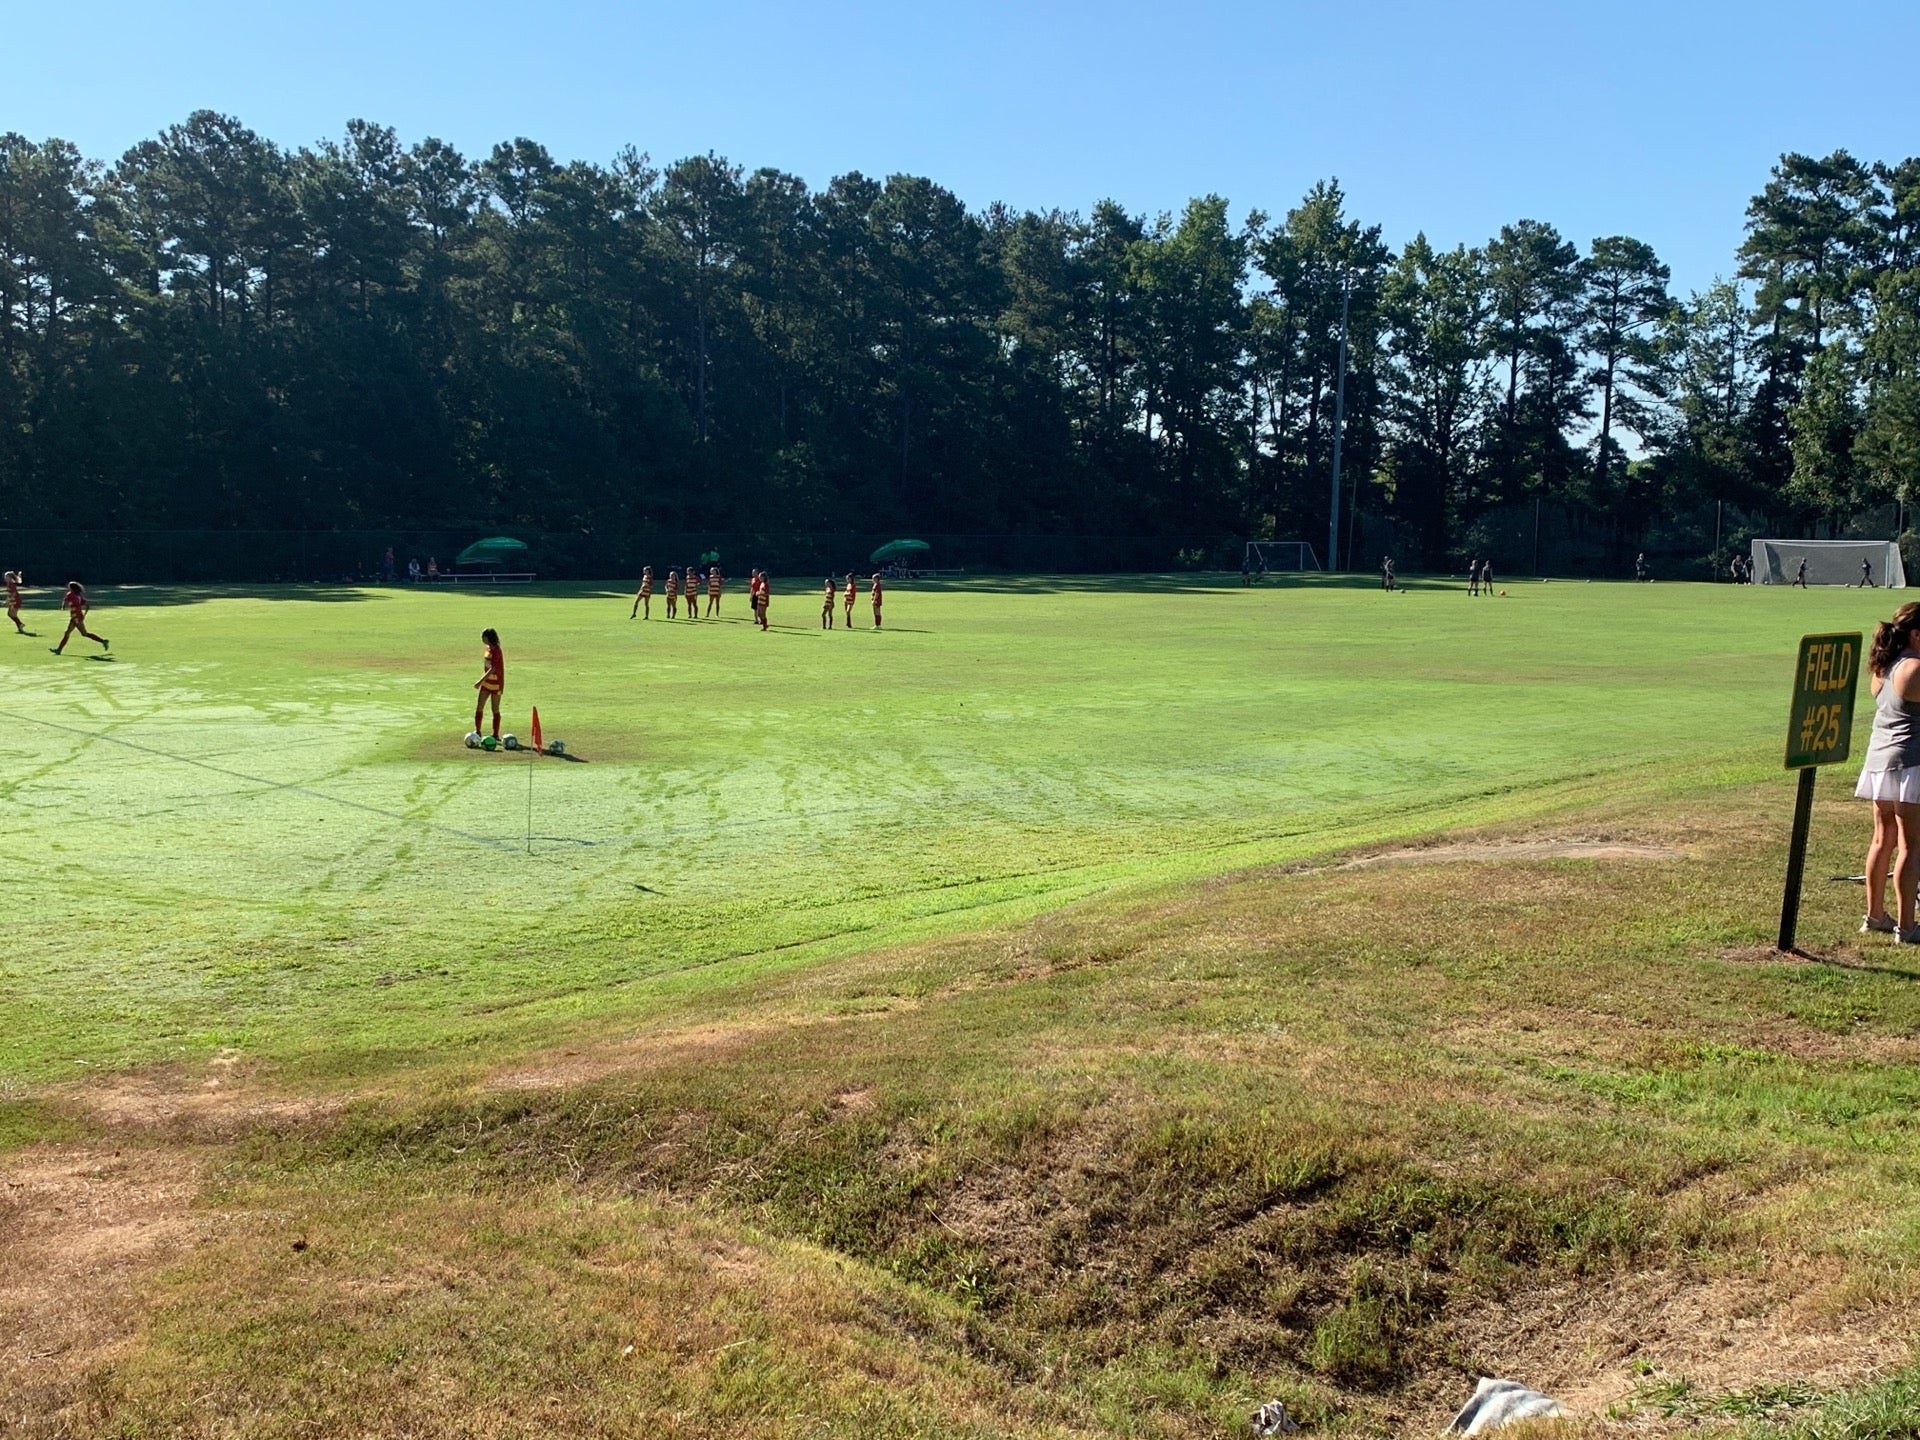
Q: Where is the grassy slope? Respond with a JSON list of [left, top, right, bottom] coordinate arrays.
[[7, 577, 1920, 1437], [0, 575, 1895, 1081]]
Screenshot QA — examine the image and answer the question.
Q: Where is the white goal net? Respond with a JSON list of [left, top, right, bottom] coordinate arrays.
[[1751, 539, 1905, 588], [1245, 541, 1323, 573]]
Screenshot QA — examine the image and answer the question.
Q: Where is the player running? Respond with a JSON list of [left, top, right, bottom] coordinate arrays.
[[664, 568, 680, 617], [870, 572, 884, 629], [1860, 558, 1878, 588], [843, 572, 857, 628], [630, 566, 654, 619], [473, 628, 504, 742], [706, 566, 722, 616], [1793, 557, 1809, 588], [50, 582, 107, 655], [5, 570, 28, 635]]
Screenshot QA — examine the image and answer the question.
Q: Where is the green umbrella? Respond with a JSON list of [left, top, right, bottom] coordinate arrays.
[[455, 536, 529, 567], [870, 538, 931, 564]]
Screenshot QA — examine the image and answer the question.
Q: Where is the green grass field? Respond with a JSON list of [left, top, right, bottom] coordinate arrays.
[[8, 574, 1920, 1439], [0, 575, 1886, 1082]]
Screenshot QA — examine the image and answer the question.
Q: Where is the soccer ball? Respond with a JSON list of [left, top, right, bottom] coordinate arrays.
[[480, 735, 499, 751], [502, 734, 519, 750], [545, 739, 566, 756], [464, 732, 482, 748]]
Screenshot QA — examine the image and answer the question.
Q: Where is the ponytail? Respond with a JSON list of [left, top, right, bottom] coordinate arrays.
[[1870, 602, 1920, 675]]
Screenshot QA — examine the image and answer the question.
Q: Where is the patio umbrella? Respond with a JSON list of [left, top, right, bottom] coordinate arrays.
[[869, 538, 931, 564], [455, 536, 529, 567]]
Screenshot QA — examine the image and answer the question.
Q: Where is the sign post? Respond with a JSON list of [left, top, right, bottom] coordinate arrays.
[[1779, 632, 1863, 951]]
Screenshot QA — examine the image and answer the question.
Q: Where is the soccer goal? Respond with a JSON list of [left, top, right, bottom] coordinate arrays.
[[1245, 540, 1323, 573], [1750, 538, 1906, 588]]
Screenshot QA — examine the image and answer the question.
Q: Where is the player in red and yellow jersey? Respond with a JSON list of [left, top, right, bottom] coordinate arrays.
[[684, 568, 701, 620], [50, 582, 107, 655], [473, 627, 504, 740], [4, 570, 28, 635], [664, 568, 680, 618], [870, 573, 884, 629], [753, 570, 771, 631], [706, 566, 722, 616], [630, 566, 653, 620], [843, 572, 857, 629], [821, 576, 836, 629]]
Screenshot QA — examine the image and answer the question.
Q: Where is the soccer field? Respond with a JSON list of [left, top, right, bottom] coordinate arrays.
[[0, 575, 1892, 1081]]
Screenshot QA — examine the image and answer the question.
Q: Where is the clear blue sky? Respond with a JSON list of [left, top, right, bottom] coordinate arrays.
[[11, 0, 1917, 295]]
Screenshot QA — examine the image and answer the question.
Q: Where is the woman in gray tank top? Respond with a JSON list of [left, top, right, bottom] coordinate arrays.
[[1856, 602, 1920, 941]]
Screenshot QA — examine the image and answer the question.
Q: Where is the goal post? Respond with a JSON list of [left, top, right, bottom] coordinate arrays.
[[1245, 540, 1323, 573], [1751, 538, 1906, 588]]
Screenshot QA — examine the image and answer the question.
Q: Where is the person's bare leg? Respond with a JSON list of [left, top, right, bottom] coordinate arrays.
[[1896, 803, 1920, 931], [488, 693, 501, 740], [1868, 802, 1898, 920]]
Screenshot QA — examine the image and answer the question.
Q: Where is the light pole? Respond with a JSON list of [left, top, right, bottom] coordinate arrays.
[[1327, 274, 1352, 574]]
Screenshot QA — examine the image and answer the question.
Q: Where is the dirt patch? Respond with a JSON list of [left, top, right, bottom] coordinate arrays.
[[1341, 840, 1682, 870], [485, 1021, 778, 1092], [0, 1144, 209, 1430], [63, 1053, 344, 1138], [1439, 1263, 1914, 1427]]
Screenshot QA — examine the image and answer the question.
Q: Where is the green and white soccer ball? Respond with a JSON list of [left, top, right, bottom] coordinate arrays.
[[464, 732, 482, 749], [480, 735, 499, 751]]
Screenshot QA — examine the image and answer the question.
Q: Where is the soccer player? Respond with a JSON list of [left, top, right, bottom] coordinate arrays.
[[1380, 555, 1394, 592], [473, 628, 504, 741], [1635, 553, 1651, 582], [821, 576, 837, 629], [1794, 557, 1809, 588], [753, 570, 770, 631], [707, 565, 722, 616], [1478, 559, 1494, 595], [50, 582, 107, 655], [5, 570, 28, 635], [685, 568, 702, 619], [1860, 557, 1878, 588], [843, 572, 857, 628], [1467, 559, 1480, 597], [631, 566, 653, 619], [664, 567, 680, 618], [870, 572, 884, 628]]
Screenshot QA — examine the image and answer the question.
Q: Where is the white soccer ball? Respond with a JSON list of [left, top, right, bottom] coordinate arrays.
[[464, 732, 482, 748], [546, 739, 565, 756], [502, 734, 519, 750]]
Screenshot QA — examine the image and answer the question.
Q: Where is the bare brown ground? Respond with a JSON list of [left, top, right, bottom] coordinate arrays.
[[0, 1143, 208, 1435], [1340, 840, 1683, 869]]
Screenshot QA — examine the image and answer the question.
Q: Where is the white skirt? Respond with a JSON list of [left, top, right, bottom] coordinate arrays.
[[1855, 766, 1920, 802]]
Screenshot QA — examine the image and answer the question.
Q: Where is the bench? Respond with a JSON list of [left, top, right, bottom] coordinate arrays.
[[426, 572, 537, 584]]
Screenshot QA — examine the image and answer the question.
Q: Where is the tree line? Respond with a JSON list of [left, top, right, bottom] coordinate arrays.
[[1, 113, 1916, 571]]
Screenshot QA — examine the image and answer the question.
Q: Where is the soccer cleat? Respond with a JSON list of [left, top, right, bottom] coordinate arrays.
[[49, 647, 61, 655], [1899, 925, 1920, 946], [1862, 915, 1897, 935], [101, 638, 109, 651]]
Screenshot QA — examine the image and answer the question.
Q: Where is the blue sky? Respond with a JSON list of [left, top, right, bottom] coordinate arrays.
[[10, 0, 1917, 295]]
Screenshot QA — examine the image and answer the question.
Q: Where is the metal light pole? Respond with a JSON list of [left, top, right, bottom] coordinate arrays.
[[1327, 275, 1352, 574]]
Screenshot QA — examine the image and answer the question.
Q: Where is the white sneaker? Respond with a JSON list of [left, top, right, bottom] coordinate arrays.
[[1863, 915, 1898, 935]]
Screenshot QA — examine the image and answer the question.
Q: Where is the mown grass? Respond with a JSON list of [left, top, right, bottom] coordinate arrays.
[[0, 574, 1900, 1082]]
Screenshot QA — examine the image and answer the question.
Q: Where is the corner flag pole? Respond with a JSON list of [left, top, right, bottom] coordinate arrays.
[[527, 706, 544, 855]]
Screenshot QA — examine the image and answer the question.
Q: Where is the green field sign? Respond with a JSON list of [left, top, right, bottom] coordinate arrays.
[[1784, 632, 1863, 770]]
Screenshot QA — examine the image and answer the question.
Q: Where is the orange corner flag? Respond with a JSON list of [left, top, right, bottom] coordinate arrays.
[[530, 707, 544, 754]]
